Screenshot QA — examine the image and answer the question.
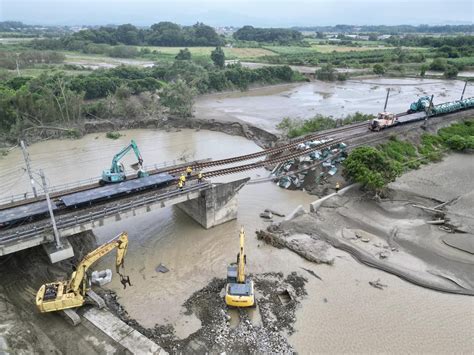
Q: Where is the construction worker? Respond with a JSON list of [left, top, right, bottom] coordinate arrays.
[[186, 166, 192, 177], [197, 171, 203, 183], [335, 182, 340, 193], [178, 179, 184, 190], [179, 173, 186, 186]]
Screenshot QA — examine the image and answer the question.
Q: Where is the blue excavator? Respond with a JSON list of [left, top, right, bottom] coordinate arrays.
[[100, 139, 148, 185]]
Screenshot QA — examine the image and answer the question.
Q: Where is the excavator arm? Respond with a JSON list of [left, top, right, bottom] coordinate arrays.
[[237, 227, 246, 283], [68, 232, 129, 292], [110, 140, 144, 173]]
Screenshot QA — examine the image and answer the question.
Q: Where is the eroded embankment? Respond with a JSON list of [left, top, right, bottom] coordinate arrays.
[[257, 153, 474, 296], [4, 114, 278, 151]]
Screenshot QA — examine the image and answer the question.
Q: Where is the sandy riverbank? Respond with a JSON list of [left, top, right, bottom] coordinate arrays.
[[261, 153, 474, 295]]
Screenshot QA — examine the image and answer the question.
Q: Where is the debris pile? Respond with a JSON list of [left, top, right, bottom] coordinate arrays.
[[273, 139, 347, 189], [100, 272, 308, 353]]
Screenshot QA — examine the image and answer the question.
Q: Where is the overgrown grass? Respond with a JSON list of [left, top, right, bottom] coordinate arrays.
[[377, 120, 474, 172], [343, 120, 474, 193]]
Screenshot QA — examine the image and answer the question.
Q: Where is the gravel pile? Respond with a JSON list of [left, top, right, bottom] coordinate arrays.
[[101, 272, 308, 353]]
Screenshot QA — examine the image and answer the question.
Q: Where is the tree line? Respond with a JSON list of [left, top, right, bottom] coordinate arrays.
[[0, 59, 304, 141], [30, 22, 223, 49], [233, 26, 303, 44]]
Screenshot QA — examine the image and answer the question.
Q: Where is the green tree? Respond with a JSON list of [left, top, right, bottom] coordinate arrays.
[[420, 64, 429, 77], [160, 79, 197, 117], [429, 57, 447, 71], [211, 46, 225, 68], [343, 146, 402, 193], [316, 64, 336, 81], [444, 65, 458, 79], [373, 64, 385, 75], [175, 48, 191, 60], [108, 45, 139, 58], [368, 33, 378, 41]]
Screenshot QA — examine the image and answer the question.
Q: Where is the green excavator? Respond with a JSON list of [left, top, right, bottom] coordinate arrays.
[[100, 139, 148, 185]]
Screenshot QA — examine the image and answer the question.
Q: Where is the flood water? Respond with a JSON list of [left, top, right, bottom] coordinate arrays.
[[1, 111, 472, 351], [194, 78, 472, 133]]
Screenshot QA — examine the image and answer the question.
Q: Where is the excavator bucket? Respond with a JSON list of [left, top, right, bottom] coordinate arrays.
[[130, 162, 140, 170]]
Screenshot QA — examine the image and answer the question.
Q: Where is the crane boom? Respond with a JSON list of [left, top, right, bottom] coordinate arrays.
[[69, 232, 128, 292]]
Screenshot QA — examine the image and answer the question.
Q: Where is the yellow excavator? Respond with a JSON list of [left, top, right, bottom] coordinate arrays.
[[225, 227, 255, 307], [36, 232, 129, 325]]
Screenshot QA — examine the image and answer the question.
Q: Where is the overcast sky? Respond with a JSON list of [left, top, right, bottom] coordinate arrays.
[[1, 0, 472, 27]]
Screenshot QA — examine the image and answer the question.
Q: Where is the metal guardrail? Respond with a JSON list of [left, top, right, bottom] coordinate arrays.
[[0, 182, 211, 245]]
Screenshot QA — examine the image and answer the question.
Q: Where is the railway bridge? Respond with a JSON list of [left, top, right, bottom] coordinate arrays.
[[0, 177, 249, 262]]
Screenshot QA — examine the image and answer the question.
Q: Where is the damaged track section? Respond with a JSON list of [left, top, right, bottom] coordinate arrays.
[[100, 272, 308, 353]]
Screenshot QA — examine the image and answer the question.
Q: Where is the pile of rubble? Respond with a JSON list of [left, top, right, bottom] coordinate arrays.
[[101, 272, 308, 353], [274, 139, 347, 189]]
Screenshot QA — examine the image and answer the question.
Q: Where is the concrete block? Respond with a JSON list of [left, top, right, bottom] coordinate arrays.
[[284, 205, 307, 221], [91, 269, 112, 286], [43, 238, 74, 263], [310, 183, 358, 213], [83, 308, 167, 354]]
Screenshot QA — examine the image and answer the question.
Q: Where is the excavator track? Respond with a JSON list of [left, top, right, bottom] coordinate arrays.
[[61, 308, 81, 326], [86, 289, 106, 309]]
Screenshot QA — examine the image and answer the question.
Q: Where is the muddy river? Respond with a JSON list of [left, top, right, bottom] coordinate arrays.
[[194, 78, 472, 133], [0, 130, 474, 353], [1, 127, 472, 351]]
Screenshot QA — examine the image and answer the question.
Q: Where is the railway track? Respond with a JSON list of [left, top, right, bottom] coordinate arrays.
[[151, 121, 368, 174], [0, 121, 367, 210]]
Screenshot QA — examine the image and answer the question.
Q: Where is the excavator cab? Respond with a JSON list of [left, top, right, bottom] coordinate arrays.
[[225, 228, 255, 308]]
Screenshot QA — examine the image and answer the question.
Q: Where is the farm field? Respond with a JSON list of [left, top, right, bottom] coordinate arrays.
[[139, 46, 276, 59]]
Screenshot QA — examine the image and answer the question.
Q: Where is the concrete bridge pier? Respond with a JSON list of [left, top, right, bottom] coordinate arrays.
[[43, 237, 75, 263], [176, 177, 250, 229]]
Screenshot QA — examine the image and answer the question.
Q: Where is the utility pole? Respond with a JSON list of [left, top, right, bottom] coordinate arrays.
[[460, 81, 468, 101], [383, 88, 390, 112], [20, 140, 38, 198], [40, 169, 62, 249]]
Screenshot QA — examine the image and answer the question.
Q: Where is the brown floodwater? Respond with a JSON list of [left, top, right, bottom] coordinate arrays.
[[1, 127, 472, 352], [194, 78, 472, 133]]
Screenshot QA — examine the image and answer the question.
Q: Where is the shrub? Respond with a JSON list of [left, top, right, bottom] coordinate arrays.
[[175, 48, 191, 60], [445, 134, 467, 150], [108, 45, 139, 58], [444, 65, 458, 79], [343, 146, 402, 192], [316, 64, 336, 81], [106, 131, 122, 139], [429, 57, 447, 71], [373, 63, 385, 75]]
